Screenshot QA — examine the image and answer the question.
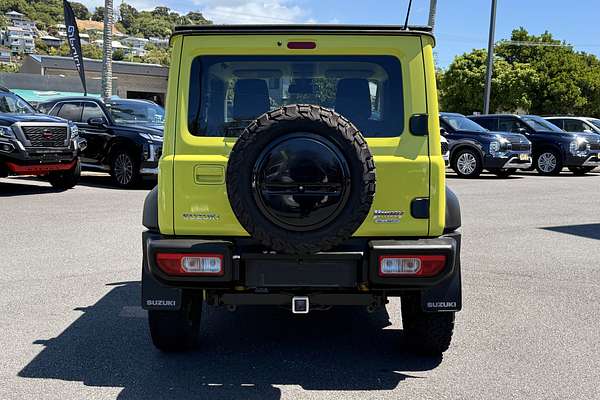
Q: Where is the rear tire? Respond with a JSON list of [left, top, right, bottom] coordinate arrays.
[[110, 150, 140, 188], [452, 148, 482, 178], [488, 168, 512, 178], [401, 296, 455, 356], [535, 150, 562, 176], [48, 159, 81, 189], [568, 166, 595, 175], [148, 297, 202, 352]]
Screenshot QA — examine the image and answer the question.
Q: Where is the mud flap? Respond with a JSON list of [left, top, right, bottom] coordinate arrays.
[[421, 233, 462, 312], [141, 231, 182, 311]]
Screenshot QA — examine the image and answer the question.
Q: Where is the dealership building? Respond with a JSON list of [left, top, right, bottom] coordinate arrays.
[[16, 55, 168, 105]]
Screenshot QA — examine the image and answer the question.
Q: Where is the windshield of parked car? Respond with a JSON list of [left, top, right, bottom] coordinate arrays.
[[441, 114, 487, 132], [589, 119, 600, 130], [522, 115, 563, 132], [107, 101, 165, 126], [0, 92, 35, 114], [188, 55, 404, 137]]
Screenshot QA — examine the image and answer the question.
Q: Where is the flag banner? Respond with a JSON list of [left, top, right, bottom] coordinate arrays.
[[63, 0, 87, 95]]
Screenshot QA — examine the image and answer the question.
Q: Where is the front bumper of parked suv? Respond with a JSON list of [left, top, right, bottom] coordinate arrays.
[[485, 150, 532, 170], [139, 143, 162, 175], [141, 231, 462, 313], [565, 151, 600, 168], [0, 125, 85, 175]]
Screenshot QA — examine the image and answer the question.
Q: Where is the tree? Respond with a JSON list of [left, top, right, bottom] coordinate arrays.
[[184, 11, 211, 25], [439, 49, 538, 114], [438, 28, 600, 116], [34, 38, 49, 54], [151, 6, 170, 18], [144, 47, 170, 66], [0, 15, 9, 30], [119, 2, 138, 30], [91, 6, 104, 22], [0, 63, 19, 73], [69, 2, 90, 20], [113, 48, 125, 61]]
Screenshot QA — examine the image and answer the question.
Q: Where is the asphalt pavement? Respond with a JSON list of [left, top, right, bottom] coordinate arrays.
[[1, 169, 599, 400]]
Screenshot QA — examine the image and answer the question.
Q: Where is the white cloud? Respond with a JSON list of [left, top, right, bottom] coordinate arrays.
[[195, 0, 309, 24], [81, 0, 315, 24]]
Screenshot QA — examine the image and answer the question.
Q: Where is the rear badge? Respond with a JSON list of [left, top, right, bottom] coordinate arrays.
[[373, 210, 404, 224], [182, 212, 220, 221]]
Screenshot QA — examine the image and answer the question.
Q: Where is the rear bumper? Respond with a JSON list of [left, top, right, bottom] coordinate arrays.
[[141, 231, 462, 313]]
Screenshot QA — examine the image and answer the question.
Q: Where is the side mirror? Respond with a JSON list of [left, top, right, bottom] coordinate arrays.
[[440, 128, 447, 136], [87, 117, 107, 127], [517, 127, 528, 134]]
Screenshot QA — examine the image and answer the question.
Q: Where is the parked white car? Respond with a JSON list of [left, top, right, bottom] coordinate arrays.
[[545, 116, 600, 134], [441, 135, 450, 166]]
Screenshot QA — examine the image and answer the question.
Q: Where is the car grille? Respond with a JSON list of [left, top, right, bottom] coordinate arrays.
[[511, 141, 531, 151], [590, 142, 600, 151], [22, 125, 68, 148], [441, 141, 449, 154]]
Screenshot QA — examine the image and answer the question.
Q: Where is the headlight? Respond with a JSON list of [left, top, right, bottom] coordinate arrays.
[[139, 133, 163, 143], [69, 123, 79, 139], [0, 126, 15, 139], [570, 137, 589, 156], [489, 141, 500, 153], [489, 137, 512, 158]]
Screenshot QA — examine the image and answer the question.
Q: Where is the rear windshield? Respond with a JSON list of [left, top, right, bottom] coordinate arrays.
[[188, 56, 403, 137]]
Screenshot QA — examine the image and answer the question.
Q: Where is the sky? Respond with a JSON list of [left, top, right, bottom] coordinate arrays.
[[86, 0, 600, 67]]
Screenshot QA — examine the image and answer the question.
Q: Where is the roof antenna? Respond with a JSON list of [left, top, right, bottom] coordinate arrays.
[[403, 0, 413, 30]]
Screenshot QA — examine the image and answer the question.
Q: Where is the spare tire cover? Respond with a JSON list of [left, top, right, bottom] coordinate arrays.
[[226, 104, 376, 254]]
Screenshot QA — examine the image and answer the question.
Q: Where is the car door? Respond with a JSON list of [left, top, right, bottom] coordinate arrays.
[[563, 119, 594, 134], [53, 102, 91, 160], [548, 119, 565, 130], [80, 102, 112, 164]]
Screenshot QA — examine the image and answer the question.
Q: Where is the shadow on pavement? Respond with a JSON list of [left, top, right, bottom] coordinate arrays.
[[445, 173, 524, 180], [77, 174, 156, 191], [0, 178, 63, 197], [541, 223, 600, 240], [19, 282, 441, 399]]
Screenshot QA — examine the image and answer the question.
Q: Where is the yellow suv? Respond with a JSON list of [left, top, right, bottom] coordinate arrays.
[[141, 25, 462, 355]]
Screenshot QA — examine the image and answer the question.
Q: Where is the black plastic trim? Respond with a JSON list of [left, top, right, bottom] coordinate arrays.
[[142, 186, 159, 231], [444, 186, 461, 233], [409, 114, 429, 136], [411, 197, 430, 219]]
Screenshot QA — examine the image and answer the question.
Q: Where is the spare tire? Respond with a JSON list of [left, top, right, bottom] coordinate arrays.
[[226, 104, 375, 254]]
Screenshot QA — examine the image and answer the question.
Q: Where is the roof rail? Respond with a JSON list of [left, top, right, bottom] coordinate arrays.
[[171, 24, 433, 36]]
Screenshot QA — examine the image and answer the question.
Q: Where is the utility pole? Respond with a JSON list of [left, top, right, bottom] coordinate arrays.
[[101, 0, 113, 99], [428, 0, 437, 31], [483, 0, 497, 114]]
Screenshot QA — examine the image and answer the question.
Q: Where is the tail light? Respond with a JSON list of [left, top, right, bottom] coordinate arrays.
[[378, 255, 446, 277], [156, 253, 224, 276]]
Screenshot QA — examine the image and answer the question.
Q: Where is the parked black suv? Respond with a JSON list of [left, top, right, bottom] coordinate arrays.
[[0, 87, 84, 188], [440, 112, 531, 178], [468, 114, 600, 175], [38, 97, 164, 187]]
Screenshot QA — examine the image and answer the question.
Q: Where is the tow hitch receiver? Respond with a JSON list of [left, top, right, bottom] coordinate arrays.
[[292, 296, 309, 314]]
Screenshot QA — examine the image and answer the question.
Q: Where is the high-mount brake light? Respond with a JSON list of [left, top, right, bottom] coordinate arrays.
[[287, 41, 317, 49], [378, 255, 446, 277], [156, 253, 224, 276]]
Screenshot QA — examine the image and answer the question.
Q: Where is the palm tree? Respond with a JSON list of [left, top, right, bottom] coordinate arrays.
[[101, 0, 113, 98]]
